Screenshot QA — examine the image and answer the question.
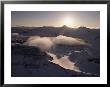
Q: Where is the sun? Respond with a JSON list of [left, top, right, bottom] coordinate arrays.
[[63, 17, 73, 27]]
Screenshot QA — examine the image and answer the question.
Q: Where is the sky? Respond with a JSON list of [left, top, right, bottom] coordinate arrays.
[[11, 11, 100, 28]]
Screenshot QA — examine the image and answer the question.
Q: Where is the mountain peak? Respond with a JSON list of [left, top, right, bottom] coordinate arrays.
[[62, 25, 69, 28]]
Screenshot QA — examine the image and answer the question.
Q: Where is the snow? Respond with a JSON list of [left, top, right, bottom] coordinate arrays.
[[47, 52, 80, 72], [11, 26, 100, 77]]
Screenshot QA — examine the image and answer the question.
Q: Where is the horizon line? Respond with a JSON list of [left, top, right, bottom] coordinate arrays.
[[11, 25, 100, 29]]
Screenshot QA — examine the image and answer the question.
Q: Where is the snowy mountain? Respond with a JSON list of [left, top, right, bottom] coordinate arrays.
[[11, 26, 100, 77], [11, 44, 97, 77], [11, 26, 99, 39]]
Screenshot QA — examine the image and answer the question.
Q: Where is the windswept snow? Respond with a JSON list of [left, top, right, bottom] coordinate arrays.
[[47, 52, 80, 72]]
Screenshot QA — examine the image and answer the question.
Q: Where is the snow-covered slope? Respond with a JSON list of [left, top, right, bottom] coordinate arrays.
[[11, 26, 100, 77], [11, 44, 98, 77]]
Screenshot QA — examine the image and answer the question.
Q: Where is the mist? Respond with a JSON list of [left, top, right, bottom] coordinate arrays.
[[24, 35, 87, 51], [24, 36, 54, 50], [53, 35, 86, 45]]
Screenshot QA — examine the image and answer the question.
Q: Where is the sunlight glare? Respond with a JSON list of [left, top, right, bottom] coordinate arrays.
[[63, 17, 74, 27]]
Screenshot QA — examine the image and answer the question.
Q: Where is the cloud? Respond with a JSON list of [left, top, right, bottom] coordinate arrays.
[[24, 35, 87, 51], [24, 36, 54, 51], [53, 35, 86, 45]]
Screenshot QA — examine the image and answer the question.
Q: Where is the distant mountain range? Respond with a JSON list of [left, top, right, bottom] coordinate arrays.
[[11, 26, 99, 38]]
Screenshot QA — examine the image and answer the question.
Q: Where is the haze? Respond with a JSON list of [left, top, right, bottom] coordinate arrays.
[[11, 11, 100, 28]]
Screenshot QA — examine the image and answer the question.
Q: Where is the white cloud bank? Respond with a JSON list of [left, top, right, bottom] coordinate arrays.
[[53, 35, 86, 45], [24, 36, 54, 50], [24, 35, 87, 50]]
